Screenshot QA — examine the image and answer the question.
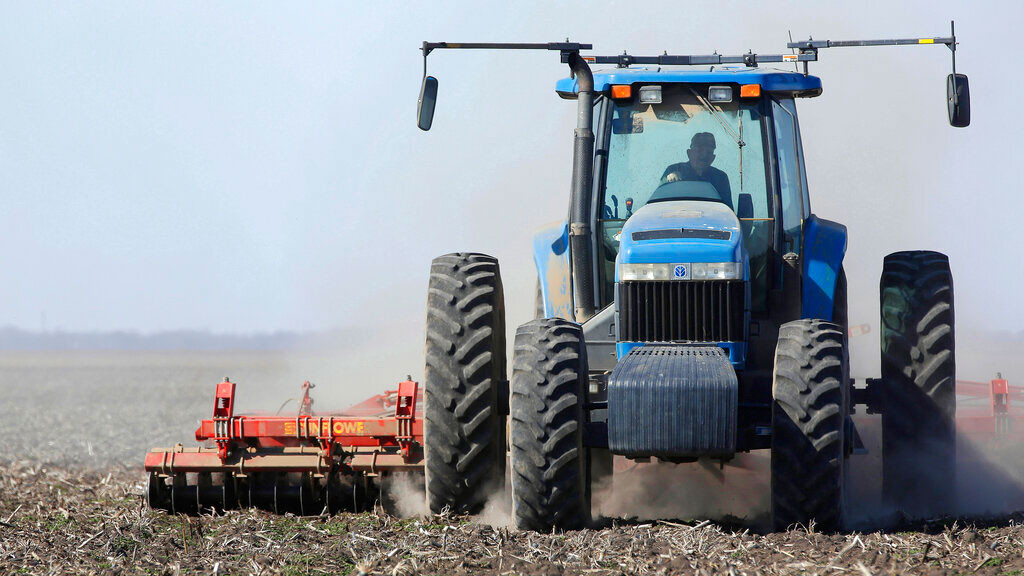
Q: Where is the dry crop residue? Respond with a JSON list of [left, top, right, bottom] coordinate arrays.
[[2, 462, 1024, 575]]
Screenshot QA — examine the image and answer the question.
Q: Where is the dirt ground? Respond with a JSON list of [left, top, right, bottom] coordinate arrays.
[[3, 351, 1024, 575], [2, 461, 1024, 575]]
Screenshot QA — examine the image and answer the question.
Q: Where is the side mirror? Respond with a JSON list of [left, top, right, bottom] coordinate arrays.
[[417, 75, 438, 131], [947, 73, 970, 127]]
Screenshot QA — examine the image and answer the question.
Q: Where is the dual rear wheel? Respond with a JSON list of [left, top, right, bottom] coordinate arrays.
[[423, 253, 590, 530], [770, 252, 956, 530]]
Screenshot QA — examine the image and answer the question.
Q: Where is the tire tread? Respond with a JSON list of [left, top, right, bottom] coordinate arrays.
[[510, 318, 589, 531], [771, 319, 847, 532], [424, 252, 507, 514], [880, 250, 956, 515]]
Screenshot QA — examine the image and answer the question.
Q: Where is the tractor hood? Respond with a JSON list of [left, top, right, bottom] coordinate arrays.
[[617, 200, 746, 267]]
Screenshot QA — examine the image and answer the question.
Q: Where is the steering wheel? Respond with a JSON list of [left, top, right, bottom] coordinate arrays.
[[648, 180, 724, 205]]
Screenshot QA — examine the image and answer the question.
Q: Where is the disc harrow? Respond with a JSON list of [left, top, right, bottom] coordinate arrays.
[[145, 378, 423, 515]]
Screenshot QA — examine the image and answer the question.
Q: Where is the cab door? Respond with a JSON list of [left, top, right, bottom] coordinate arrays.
[[770, 97, 810, 321]]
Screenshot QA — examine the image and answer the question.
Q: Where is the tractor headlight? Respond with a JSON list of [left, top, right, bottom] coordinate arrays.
[[619, 263, 673, 281], [620, 262, 743, 281], [690, 262, 743, 280]]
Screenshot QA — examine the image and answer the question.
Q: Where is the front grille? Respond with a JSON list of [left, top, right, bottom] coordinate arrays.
[[618, 280, 744, 342]]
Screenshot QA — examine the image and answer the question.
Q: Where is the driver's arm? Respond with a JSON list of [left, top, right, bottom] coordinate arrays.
[[660, 164, 682, 184]]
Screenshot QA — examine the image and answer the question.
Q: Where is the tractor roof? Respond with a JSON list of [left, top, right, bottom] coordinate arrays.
[[555, 66, 822, 98]]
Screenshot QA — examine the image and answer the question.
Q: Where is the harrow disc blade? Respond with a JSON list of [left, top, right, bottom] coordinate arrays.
[[151, 472, 235, 515], [147, 472, 172, 512], [242, 472, 327, 516]]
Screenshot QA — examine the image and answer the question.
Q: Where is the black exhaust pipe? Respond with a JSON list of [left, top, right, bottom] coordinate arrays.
[[566, 51, 596, 323]]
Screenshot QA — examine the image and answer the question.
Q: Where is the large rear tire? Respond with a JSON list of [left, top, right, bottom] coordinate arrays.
[[509, 318, 590, 531], [423, 253, 507, 514], [880, 251, 956, 517], [771, 319, 848, 532]]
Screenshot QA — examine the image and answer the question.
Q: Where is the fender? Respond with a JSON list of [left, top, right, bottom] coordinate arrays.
[[532, 221, 574, 320], [801, 214, 847, 321]]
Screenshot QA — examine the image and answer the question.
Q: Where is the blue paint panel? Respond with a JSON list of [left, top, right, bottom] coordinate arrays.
[[557, 67, 822, 96], [616, 201, 746, 271], [616, 341, 747, 369], [532, 221, 573, 320], [801, 215, 847, 320]]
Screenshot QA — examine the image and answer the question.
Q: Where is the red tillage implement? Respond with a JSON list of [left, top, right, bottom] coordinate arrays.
[[955, 376, 1022, 445], [145, 378, 423, 515]]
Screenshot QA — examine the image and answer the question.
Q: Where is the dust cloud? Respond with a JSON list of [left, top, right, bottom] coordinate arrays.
[[589, 405, 1024, 530], [845, 417, 1024, 527], [595, 454, 771, 526], [474, 485, 514, 529], [383, 471, 512, 526], [956, 437, 1024, 516], [386, 472, 429, 519]]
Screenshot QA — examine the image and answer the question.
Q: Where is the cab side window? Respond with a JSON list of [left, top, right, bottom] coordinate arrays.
[[772, 98, 805, 255]]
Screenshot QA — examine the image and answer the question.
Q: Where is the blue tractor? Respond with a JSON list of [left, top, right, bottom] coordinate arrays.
[[417, 29, 970, 531]]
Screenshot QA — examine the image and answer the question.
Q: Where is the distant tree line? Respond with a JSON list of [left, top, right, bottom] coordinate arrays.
[[0, 326, 342, 350]]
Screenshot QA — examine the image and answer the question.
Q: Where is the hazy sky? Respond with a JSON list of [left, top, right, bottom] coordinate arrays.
[[3, 1, 1022, 341]]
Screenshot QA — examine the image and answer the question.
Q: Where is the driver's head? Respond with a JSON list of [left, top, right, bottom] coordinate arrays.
[[686, 132, 716, 172]]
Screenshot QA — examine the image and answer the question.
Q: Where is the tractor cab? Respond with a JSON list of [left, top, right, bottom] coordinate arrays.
[[550, 67, 835, 373], [556, 68, 822, 317]]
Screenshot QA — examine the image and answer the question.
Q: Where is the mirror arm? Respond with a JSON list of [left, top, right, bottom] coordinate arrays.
[[948, 20, 958, 107], [420, 41, 441, 80]]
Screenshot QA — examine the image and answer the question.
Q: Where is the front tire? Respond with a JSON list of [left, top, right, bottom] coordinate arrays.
[[771, 319, 848, 532], [880, 251, 956, 517], [509, 318, 590, 531], [423, 253, 507, 514]]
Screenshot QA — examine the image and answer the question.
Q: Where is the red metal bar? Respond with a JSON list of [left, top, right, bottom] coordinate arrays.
[[394, 380, 418, 458], [957, 378, 1024, 401], [195, 416, 423, 443], [210, 378, 236, 459], [144, 445, 424, 474], [145, 445, 331, 474], [299, 381, 314, 416]]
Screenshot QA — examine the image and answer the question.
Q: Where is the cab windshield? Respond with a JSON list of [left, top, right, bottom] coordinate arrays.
[[597, 84, 774, 311]]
